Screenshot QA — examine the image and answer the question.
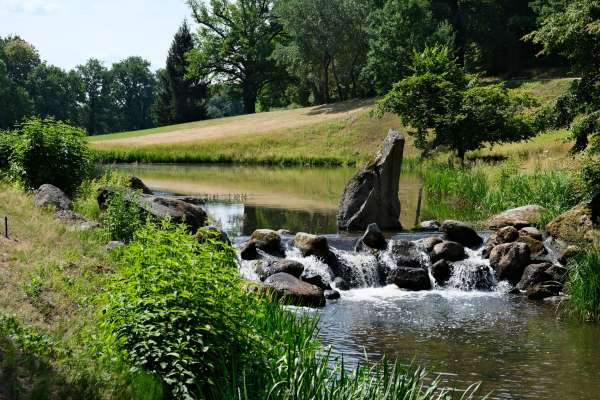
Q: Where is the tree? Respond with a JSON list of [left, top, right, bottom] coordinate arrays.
[[152, 69, 175, 125], [26, 63, 84, 124], [526, 0, 600, 151], [166, 21, 209, 124], [275, 0, 372, 104], [377, 46, 535, 162], [364, 0, 454, 94], [187, 0, 284, 114], [0, 60, 32, 129], [0, 36, 41, 86], [111, 56, 156, 131], [77, 59, 115, 135]]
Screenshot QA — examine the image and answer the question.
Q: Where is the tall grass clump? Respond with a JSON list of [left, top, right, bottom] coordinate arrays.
[[422, 161, 581, 224], [102, 220, 480, 400], [568, 250, 600, 322]]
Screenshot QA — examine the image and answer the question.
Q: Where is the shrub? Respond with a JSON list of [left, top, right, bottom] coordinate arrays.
[[580, 158, 600, 197], [568, 250, 600, 322], [8, 118, 94, 196], [102, 190, 143, 243]]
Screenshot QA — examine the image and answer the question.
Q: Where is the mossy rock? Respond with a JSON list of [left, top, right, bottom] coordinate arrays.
[[546, 204, 599, 246]]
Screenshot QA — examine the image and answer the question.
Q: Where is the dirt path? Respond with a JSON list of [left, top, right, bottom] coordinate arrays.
[[94, 100, 373, 147]]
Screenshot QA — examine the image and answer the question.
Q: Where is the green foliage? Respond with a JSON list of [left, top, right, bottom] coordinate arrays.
[[580, 157, 600, 197], [422, 162, 581, 224], [187, 0, 285, 114], [8, 118, 94, 195], [378, 46, 536, 160], [568, 250, 600, 322], [102, 190, 143, 243], [0, 36, 41, 86], [0, 59, 33, 129]]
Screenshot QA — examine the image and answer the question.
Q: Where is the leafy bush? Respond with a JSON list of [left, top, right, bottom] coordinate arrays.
[[0, 130, 17, 168], [8, 118, 94, 195], [377, 45, 536, 161], [102, 190, 143, 243], [580, 158, 600, 197], [568, 250, 600, 322]]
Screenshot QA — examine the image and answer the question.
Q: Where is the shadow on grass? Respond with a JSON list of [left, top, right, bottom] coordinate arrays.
[[306, 98, 374, 116]]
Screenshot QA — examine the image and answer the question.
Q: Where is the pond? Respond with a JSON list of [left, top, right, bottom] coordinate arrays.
[[112, 163, 600, 400]]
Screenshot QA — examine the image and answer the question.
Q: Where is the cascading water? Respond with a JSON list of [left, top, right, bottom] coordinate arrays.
[[446, 247, 497, 291]]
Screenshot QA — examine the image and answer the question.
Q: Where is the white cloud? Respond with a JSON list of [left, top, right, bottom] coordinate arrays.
[[0, 0, 59, 16]]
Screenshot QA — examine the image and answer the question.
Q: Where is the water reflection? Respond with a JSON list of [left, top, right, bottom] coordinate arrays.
[[112, 163, 422, 235]]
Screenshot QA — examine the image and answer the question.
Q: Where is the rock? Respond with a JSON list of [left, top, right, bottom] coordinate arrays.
[[545, 264, 568, 284], [388, 240, 423, 269], [105, 241, 125, 252], [517, 263, 552, 290], [294, 232, 330, 259], [249, 229, 284, 256], [391, 267, 431, 291], [35, 184, 72, 211], [431, 260, 452, 286], [167, 196, 206, 206], [277, 229, 294, 236], [257, 260, 305, 281], [482, 244, 494, 259], [263, 273, 325, 307], [489, 242, 531, 284], [543, 295, 570, 305], [546, 200, 600, 245], [517, 235, 547, 259], [355, 223, 387, 252], [127, 176, 153, 194], [558, 245, 582, 266], [137, 194, 208, 232], [418, 220, 441, 232], [441, 220, 483, 248], [324, 290, 341, 300], [519, 227, 543, 241], [490, 226, 519, 245], [337, 129, 405, 231], [54, 210, 100, 230], [301, 270, 331, 290], [422, 236, 443, 253], [333, 277, 350, 291], [432, 241, 466, 262], [196, 226, 231, 245], [488, 205, 547, 230], [527, 282, 561, 300], [240, 241, 259, 260]]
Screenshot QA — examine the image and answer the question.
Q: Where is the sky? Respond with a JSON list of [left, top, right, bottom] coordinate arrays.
[[0, 0, 194, 71]]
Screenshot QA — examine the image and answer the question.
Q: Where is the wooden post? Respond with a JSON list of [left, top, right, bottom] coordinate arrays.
[[414, 187, 423, 228], [4, 216, 7, 239]]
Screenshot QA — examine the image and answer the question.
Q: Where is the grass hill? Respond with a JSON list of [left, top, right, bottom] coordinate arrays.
[[90, 78, 576, 166]]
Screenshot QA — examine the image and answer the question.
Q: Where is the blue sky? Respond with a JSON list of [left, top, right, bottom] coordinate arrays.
[[0, 0, 193, 71]]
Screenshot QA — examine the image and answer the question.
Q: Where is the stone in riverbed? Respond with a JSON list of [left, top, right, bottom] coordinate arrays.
[[263, 272, 325, 307], [519, 227, 543, 241], [337, 129, 405, 231], [489, 242, 531, 284], [516, 263, 552, 290], [432, 241, 466, 262], [422, 236, 443, 253], [391, 267, 431, 291], [418, 220, 441, 232], [527, 282, 561, 300], [488, 205, 547, 230], [355, 223, 388, 252], [196, 225, 231, 245], [558, 245, 582, 266], [333, 277, 350, 291], [431, 260, 452, 286], [546, 196, 600, 245], [388, 240, 423, 269], [250, 229, 284, 256], [517, 235, 547, 260], [545, 264, 568, 284], [257, 260, 305, 281], [324, 289, 341, 300], [35, 184, 72, 211], [127, 176, 153, 194], [441, 220, 483, 248], [294, 232, 330, 259], [301, 270, 331, 290]]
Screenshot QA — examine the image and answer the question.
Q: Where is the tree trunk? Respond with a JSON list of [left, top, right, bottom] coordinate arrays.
[[331, 59, 345, 101], [243, 81, 257, 114], [322, 56, 331, 104]]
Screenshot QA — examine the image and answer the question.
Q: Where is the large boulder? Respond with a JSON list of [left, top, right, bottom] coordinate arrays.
[[355, 223, 388, 252], [431, 260, 452, 286], [338, 129, 405, 231], [441, 220, 483, 248], [517, 235, 547, 260], [547, 195, 600, 245], [301, 270, 331, 290], [519, 227, 543, 241], [294, 232, 330, 259], [391, 267, 431, 291], [517, 263, 552, 290], [257, 259, 304, 281], [489, 242, 531, 284], [250, 229, 284, 256], [422, 236, 443, 253], [263, 273, 325, 307], [431, 241, 466, 262], [488, 205, 547, 230], [35, 184, 72, 211], [127, 176, 153, 194], [387, 240, 423, 269]]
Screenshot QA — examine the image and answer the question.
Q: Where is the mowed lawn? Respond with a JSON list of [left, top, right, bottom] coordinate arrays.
[[90, 78, 576, 166]]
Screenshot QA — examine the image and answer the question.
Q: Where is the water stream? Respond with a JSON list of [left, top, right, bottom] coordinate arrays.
[[111, 163, 600, 400]]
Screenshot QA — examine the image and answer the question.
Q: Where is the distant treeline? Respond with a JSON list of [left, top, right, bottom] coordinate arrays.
[[0, 0, 568, 135]]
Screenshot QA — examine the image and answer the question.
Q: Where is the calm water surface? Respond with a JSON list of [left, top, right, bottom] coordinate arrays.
[[113, 163, 600, 400]]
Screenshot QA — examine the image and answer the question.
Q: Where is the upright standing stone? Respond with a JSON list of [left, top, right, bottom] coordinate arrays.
[[337, 129, 405, 231]]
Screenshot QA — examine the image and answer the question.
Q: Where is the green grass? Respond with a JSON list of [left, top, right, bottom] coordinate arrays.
[[568, 250, 600, 322]]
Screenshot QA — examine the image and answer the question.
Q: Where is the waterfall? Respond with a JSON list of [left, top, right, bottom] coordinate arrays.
[[447, 248, 497, 291]]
